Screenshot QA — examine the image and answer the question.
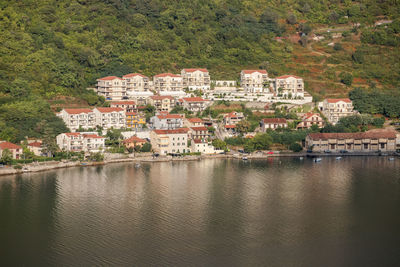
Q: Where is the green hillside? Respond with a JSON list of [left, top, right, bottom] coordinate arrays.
[[0, 0, 399, 141]]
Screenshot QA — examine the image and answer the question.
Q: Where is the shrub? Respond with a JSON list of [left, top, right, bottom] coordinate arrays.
[[289, 143, 303, 152]]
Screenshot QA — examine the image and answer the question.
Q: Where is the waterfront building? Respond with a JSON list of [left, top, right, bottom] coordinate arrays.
[[191, 139, 222, 154], [26, 141, 46, 157], [150, 128, 189, 155], [110, 101, 136, 113], [319, 98, 355, 125], [0, 141, 22, 159], [305, 130, 398, 152], [273, 75, 304, 98], [181, 97, 209, 112], [58, 108, 95, 132], [93, 107, 126, 129], [297, 113, 324, 129], [240, 70, 269, 93], [56, 133, 105, 153], [122, 136, 147, 149], [148, 95, 175, 113], [96, 76, 126, 101], [153, 73, 183, 92], [126, 112, 146, 129], [181, 68, 211, 91], [149, 113, 184, 130], [122, 73, 150, 92], [260, 118, 288, 131]]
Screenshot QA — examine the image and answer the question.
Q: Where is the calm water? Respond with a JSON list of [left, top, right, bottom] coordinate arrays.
[[1, 157, 400, 266]]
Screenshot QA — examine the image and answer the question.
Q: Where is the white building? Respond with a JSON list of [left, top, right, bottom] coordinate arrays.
[[150, 128, 190, 155], [93, 107, 126, 129], [319, 98, 355, 125], [181, 97, 209, 112], [122, 73, 150, 92], [223, 111, 244, 126], [260, 118, 288, 131], [56, 133, 105, 153], [110, 101, 136, 113], [149, 114, 184, 130], [58, 108, 95, 132], [273, 75, 304, 98], [297, 113, 324, 129], [240, 70, 269, 93], [181, 68, 211, 91], [96, 76, 126, 101], [153, 73, 183, 92], [191, 139, 223, 154]]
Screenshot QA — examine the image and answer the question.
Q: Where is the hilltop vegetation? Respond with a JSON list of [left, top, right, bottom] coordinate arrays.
[[0, 0, 399, 141]]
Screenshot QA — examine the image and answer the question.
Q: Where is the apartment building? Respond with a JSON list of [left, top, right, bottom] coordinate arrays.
[[58, 108, 95, 132], [56, 133, 105, 153], [189, 126, 210, 140], [260, 118, 288, 131], [148, 95, 175, 112], [273, 75, 304, 98], [297, 113, 324, 129], [126, 112, 146, 129], [153, 73, 183, 92], [96, 76, 126, 101], [150, 128, 189, 155], [305, 130, 397, 152], [191, 139, 222, 154], [150, 114, 184, 129], [181, 68, 211, 91], [184, 117, 204, 128], [181, 97, 209, 112], [223, 111, 244, 126], [240, 70, 269, 93], [0, 141, 22, 159], [319, 98, 355, 125], [93, 107, 126, 129], [122, 73, 150, 92], [110, 101, 136, 112]]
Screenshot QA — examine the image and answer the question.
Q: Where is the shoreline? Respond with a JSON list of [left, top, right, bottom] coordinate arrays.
[[0, 152, 398, 177]]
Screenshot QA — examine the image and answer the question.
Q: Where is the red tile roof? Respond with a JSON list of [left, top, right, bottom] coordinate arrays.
[[65, 133, 81, 137], [95, 107, 124, 113], [224, 111, 243, 118], [188, 118, 203, 123], [123, 136, 147, 143], [157, 114, 183, 119], [326, 98, 352, 103], [153, 128, 189, 134], [183, 68, 208, 73], [262, 118, 287, 124], [110, 101, 136, 106], [154, 73, 181, 78], [225, 125, 236, 128], [97, 76, 122, 80], [276, 75, 302, 79], [82, 134, 104, 139], [183, 97, 206, 102], [150, 95, 174, 100], [242, 70, 268, 74], [0, 142, 21, 150], [308, 131, 397, 140], [27, 141, 42, 148], [191, 126, 208, 131], [126, 112, 138, 116], [193, 139, 206, 144], [122, 73, 148, 78], [64, 108, 92, 114], [303, 113, 321, 120]]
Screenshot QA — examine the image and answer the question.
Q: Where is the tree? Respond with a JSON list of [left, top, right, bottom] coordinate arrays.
[[140, 143, 152, 152], [236, 120, 251, 134], [289, 143, 303, 152], [0, 149, 13, 165], [286, 13, 297, 25], [333, 43, 342, 51], [212, 139, 227, 151], [339, 72, 353, 86]]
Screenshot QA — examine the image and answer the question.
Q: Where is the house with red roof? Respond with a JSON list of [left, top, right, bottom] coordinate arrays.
[[189, 126, 210, 140], [297, 113, 324, 129], [56, 133, 105, 153], [148, 95, 175, 112], [181, 68, 210, 91], [153, 73, 183, 92], [240, 69, 269, 93], [150, 128, 190, 155], [223, 111, 244, 126], [93, 107, 126, 129], [319, 98, 355, 125], [122, 136, 148, 149], [260, 118, 288, 131], [122, 73, 150, 92], [181, 97, 209, 112], [26, 140, 45, 157], [58, 108, 96, 132], [191, 139, 223, 154], [96, 76, 127, 101], [273, 75, 304, 98], [0, 141, 22, 159], [184, 117, 204, 128], [110, 101, 136, 113], [149, 113, 184, 130]]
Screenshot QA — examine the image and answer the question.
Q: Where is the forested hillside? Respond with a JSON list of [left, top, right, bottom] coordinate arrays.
[[0, 0, 399, 141]]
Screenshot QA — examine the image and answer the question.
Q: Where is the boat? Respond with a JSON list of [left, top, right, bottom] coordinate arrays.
[[314, 158, 322, 162], [388, 158, 395, 161], [336, 157, 342, 160], [242, 157, 248, 161], [299, 157, 304, 160], [135, 163, 141, 168], [22, 167, 29, 172]]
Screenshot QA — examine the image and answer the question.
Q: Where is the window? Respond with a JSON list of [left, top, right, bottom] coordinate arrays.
[[364, 144, 368, 149], [380, 143, 385, 149]]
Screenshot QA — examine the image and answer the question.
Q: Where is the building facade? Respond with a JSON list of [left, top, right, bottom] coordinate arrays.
[[319, 98, 355, 125], [150, 128, 189, 155], [240, 70, 269, 93], [56, 133, 105, 153], [273, 75, 304, 98], [182, 97, 209, 112], [297, 113, 324, 129], [223, 111, 244, 126], [189, 126, 210, 140], [93, 107, 126, 129], [110, 101, 136, 113], [126, 112, 146, 129], [153, 73, 183, 92], [260, 118, 288, 131], [148, 95, 175, 112], [96, 76, 126, 101], [122, 73, 150, 92], [58, 108, 95, 132], [0, 141, 22, 159], [181, 68, 211, 91], [149, 114, 184, 130]]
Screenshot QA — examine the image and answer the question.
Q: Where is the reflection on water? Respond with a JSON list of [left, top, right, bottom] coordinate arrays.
[[1, 157, 400, 266]]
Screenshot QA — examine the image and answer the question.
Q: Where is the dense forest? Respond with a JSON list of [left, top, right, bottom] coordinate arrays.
[[0, 0, 399, 141]]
